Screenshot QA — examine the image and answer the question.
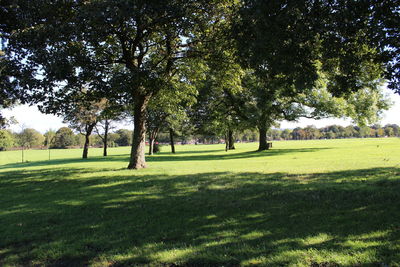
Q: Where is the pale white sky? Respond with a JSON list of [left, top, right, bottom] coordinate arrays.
[[3, 87, 400, 133]]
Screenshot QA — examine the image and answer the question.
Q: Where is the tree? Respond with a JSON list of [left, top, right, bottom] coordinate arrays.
[[146, 107, 168, 155], [190, 57, 248, 151], [17, 128, 44, 148], [65, 97, 108, 159], [303, 126, 321, 140], [115, 129, 133, 147], [95, 119, 114, 157], [0, 129, 15, 151], [52, 127, 76, 149], [344, 126, 357, 138], [146, 65, 198, 155], [95, 113, 123, 157], [2, 1, 231, 169], [44, 130, 56, 147], [281, 129, 292, 140], [385, 124, 399, 137], [94, 100, 126, 156], [384, 125, 395, 137], [231, 0, 395, 150]]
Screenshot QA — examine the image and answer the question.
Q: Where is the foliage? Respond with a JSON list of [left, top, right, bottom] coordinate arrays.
[[43, 130, 56, 147], [0, 129, 14, 150], [114, 129, 132, 147], [233, 1, 399, 96], [16, 128, 44, 148], [0, 46, 18, 127], [65, 98, 108, 135], [52, 127, 76, 149]]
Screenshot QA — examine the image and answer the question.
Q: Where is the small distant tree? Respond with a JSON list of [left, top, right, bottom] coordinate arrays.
[[359, 126, 372, 138], [384, 126, 395, 137], [95, 106, 126, 157], [107, 133, 119, 148], [344, 126, 357, 138], [52, 127, 76, 149], [65, 98, 108, 159], [0, 129, 15, 150], [17, 128, 44, 149], [115, 129, 133, 147], [146, 107, 168, 155], [44, 130, 56, 147], [385, 124, 399, 137], [281, 129, 292, 140]]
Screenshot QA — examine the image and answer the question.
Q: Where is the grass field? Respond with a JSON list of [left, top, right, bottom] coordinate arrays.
[[1, 138, 399, 266]]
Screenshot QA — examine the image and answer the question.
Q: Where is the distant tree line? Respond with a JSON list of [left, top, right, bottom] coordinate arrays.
[[0, 127, 133, 151], [268, 124, 400, 141], [187, 124, 400, 143], [1, 124, 398, 151]]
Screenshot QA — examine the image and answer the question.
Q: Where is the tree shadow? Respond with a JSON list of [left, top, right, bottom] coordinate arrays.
[[157, 148, 224, 155], [1, 166, 399, 266], [1, 147, 331, 169], [0, 154, 130, 170], [148, 147, 331, 162]]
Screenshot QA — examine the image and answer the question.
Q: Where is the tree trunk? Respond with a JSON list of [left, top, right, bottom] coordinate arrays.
[[258, 125, 269, 151], [169, 128, 175, 153], [149, 136, 154, 155], [103, 120, 109, 157], [83, 123, 95, 159], [228, 129, 235, 150], [225, 132, 229, 152], [128, 95, 150, 169]]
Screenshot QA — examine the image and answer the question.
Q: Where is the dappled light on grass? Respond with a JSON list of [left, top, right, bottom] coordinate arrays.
[[1, 139, 400, 266]]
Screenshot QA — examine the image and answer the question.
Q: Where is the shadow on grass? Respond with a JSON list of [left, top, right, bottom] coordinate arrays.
[[148, 147, 332, 162], [1, 166, 399, 266], [1, 147, 331, 170], [0, 154, 130, 170]]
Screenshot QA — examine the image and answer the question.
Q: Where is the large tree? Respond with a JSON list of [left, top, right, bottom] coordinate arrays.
[[234, 70, 390, 151], [230, 1, 395, 150], [1, 0, 231, 169]]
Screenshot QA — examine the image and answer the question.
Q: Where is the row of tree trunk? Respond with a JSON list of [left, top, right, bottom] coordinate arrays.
[[82, 121, 271, 161], [80, 96, 271, 165]]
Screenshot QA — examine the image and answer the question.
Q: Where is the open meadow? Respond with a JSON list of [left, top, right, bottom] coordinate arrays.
[[1, 138, 399, 266]]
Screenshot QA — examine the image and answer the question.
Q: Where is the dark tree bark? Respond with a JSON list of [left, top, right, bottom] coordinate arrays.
[[169, 128, 175, 153], [148, 126, 160, 155], [82, 123, 96, 159], [225, 132, 229, 151], [228, 129, 235, 150], [128, 95, 150, 169], [103, 119, 109, 157], [258, 125, 269, 151]]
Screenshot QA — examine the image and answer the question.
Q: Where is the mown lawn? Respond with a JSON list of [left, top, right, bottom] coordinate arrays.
[[1, 138, 399, 266]]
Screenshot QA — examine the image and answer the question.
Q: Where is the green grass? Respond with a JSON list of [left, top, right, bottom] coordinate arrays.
[[1, 138, 400, 266]]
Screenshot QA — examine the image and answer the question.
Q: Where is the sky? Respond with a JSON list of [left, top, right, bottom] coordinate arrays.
[[3, 87, 400, 133]]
